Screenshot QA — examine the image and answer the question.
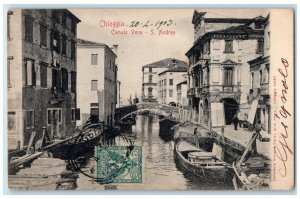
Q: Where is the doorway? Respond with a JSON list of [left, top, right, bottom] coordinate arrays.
[[47, 108, 61, 139], [223, 98, 239, 125]]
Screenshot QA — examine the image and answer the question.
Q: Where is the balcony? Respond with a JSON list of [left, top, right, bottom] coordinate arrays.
[[195, 87, 202, 97], [187, 88, 195, 96]]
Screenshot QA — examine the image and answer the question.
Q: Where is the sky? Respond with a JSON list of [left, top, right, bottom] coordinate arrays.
[[70, 9, 268, 100]]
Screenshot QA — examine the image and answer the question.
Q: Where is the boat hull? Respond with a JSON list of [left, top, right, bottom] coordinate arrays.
[[49, 128, 103, 159], [174, 140, 233, 183]]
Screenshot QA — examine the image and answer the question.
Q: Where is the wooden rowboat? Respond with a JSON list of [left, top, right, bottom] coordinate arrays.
[[174, 139, 232, 183]]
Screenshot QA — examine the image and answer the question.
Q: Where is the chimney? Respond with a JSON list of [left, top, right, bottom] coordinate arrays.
[[111, 44, 118, 65]]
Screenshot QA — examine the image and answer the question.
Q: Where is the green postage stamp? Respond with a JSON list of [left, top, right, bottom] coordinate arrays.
[[95, 146, 143, 184]]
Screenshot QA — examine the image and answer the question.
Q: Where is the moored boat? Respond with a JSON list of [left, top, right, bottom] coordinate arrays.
[[48, 123, 104, 159], [174, 139, 232, 183], [232, 161, 270, 190]]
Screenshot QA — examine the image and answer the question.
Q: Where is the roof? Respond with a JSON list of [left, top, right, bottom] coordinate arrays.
[[192, 10, 251, 24], [176, 80, 187, 86], [204, 18, 251, 24], [142, 58, 188, 69], [77, 38, 117, 57], [205, 24, 263, 37], [77, 38, 107, 47], [65, 9, 81, 23], [158, 65, 188, 76], [186, 23, 264, 56]]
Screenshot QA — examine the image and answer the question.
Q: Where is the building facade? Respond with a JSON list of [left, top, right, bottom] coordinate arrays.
[[186, 10, 265, 129], [176, 80, 188, 108], [141, 58, 187, 102], [7, 9, 80, 149], [157, 65, 188, 104], [248, 14, 270, 133], [77, 39, 118, 127]]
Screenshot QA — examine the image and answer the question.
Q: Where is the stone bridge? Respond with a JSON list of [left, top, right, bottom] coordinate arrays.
[[115, 103, 180, 122]]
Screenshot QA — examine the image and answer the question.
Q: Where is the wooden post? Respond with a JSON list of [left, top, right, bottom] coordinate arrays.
[[26, 131, 37, 154], [237, 132, 259, 168], [221, 126, 225, 160]]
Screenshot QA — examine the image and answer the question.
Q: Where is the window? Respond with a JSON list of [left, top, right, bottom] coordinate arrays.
[[61, 35, 67, 55], [40, 24, 47, 47], [40, 63, 48, 88], [47, 110, 51, 125], [8, 111, 16, 131], [149, 67, 152, 72], [7, 57, 12, 87], [58, 109, 62, 124], [224, 67, 233, 86], [71, 40, 76, 60], [265, 64, 269, 84], [91, 80, 98, 91], [169, 89, 173, 97], [91, 54, 98, 65], [71, 108, 76, 122], [23, 59, 36, 86], [169, 79, 173, 85], [26, 110, 34, 128], [224, 40, 233, 53], [52, 69, 60, 87], [71, 20, 76, 33], [7, 11, 13, 40], [61, 68, 68, 91], [259, 69, 263, 84], [148, 87, 153, 97], [257, 39, 264, 53], [25, 16, 33, 42], [149, 75, 152, 83], [71, 71, 76, 93], [53, 31, 61, 53]]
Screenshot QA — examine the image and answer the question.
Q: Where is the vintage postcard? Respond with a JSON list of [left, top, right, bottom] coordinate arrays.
[[6, 8, 294, 191]]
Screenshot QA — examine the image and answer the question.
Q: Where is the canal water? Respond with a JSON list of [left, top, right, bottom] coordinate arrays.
[[76, 115, 234, 190]]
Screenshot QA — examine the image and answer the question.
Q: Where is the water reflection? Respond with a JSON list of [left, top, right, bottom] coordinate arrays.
[[76, 115, 233, 190]]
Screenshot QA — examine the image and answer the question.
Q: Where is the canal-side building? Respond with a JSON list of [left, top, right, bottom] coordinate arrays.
[[141, 58, 187, 102], [176, 79, 188, 108], [247, 14, 270, 133], [77, 39, 118, 127], [185, 10, 265, 129], [7, 9, 81, 149], [157, 65, 188, 104]]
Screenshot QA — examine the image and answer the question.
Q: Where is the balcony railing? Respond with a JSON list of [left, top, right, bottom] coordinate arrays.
[[188, 88, 195, 96]]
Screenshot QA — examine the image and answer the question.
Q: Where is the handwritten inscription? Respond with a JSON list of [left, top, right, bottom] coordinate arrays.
[[273, 58, 293, 177], [99, 19, 176, 36]]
